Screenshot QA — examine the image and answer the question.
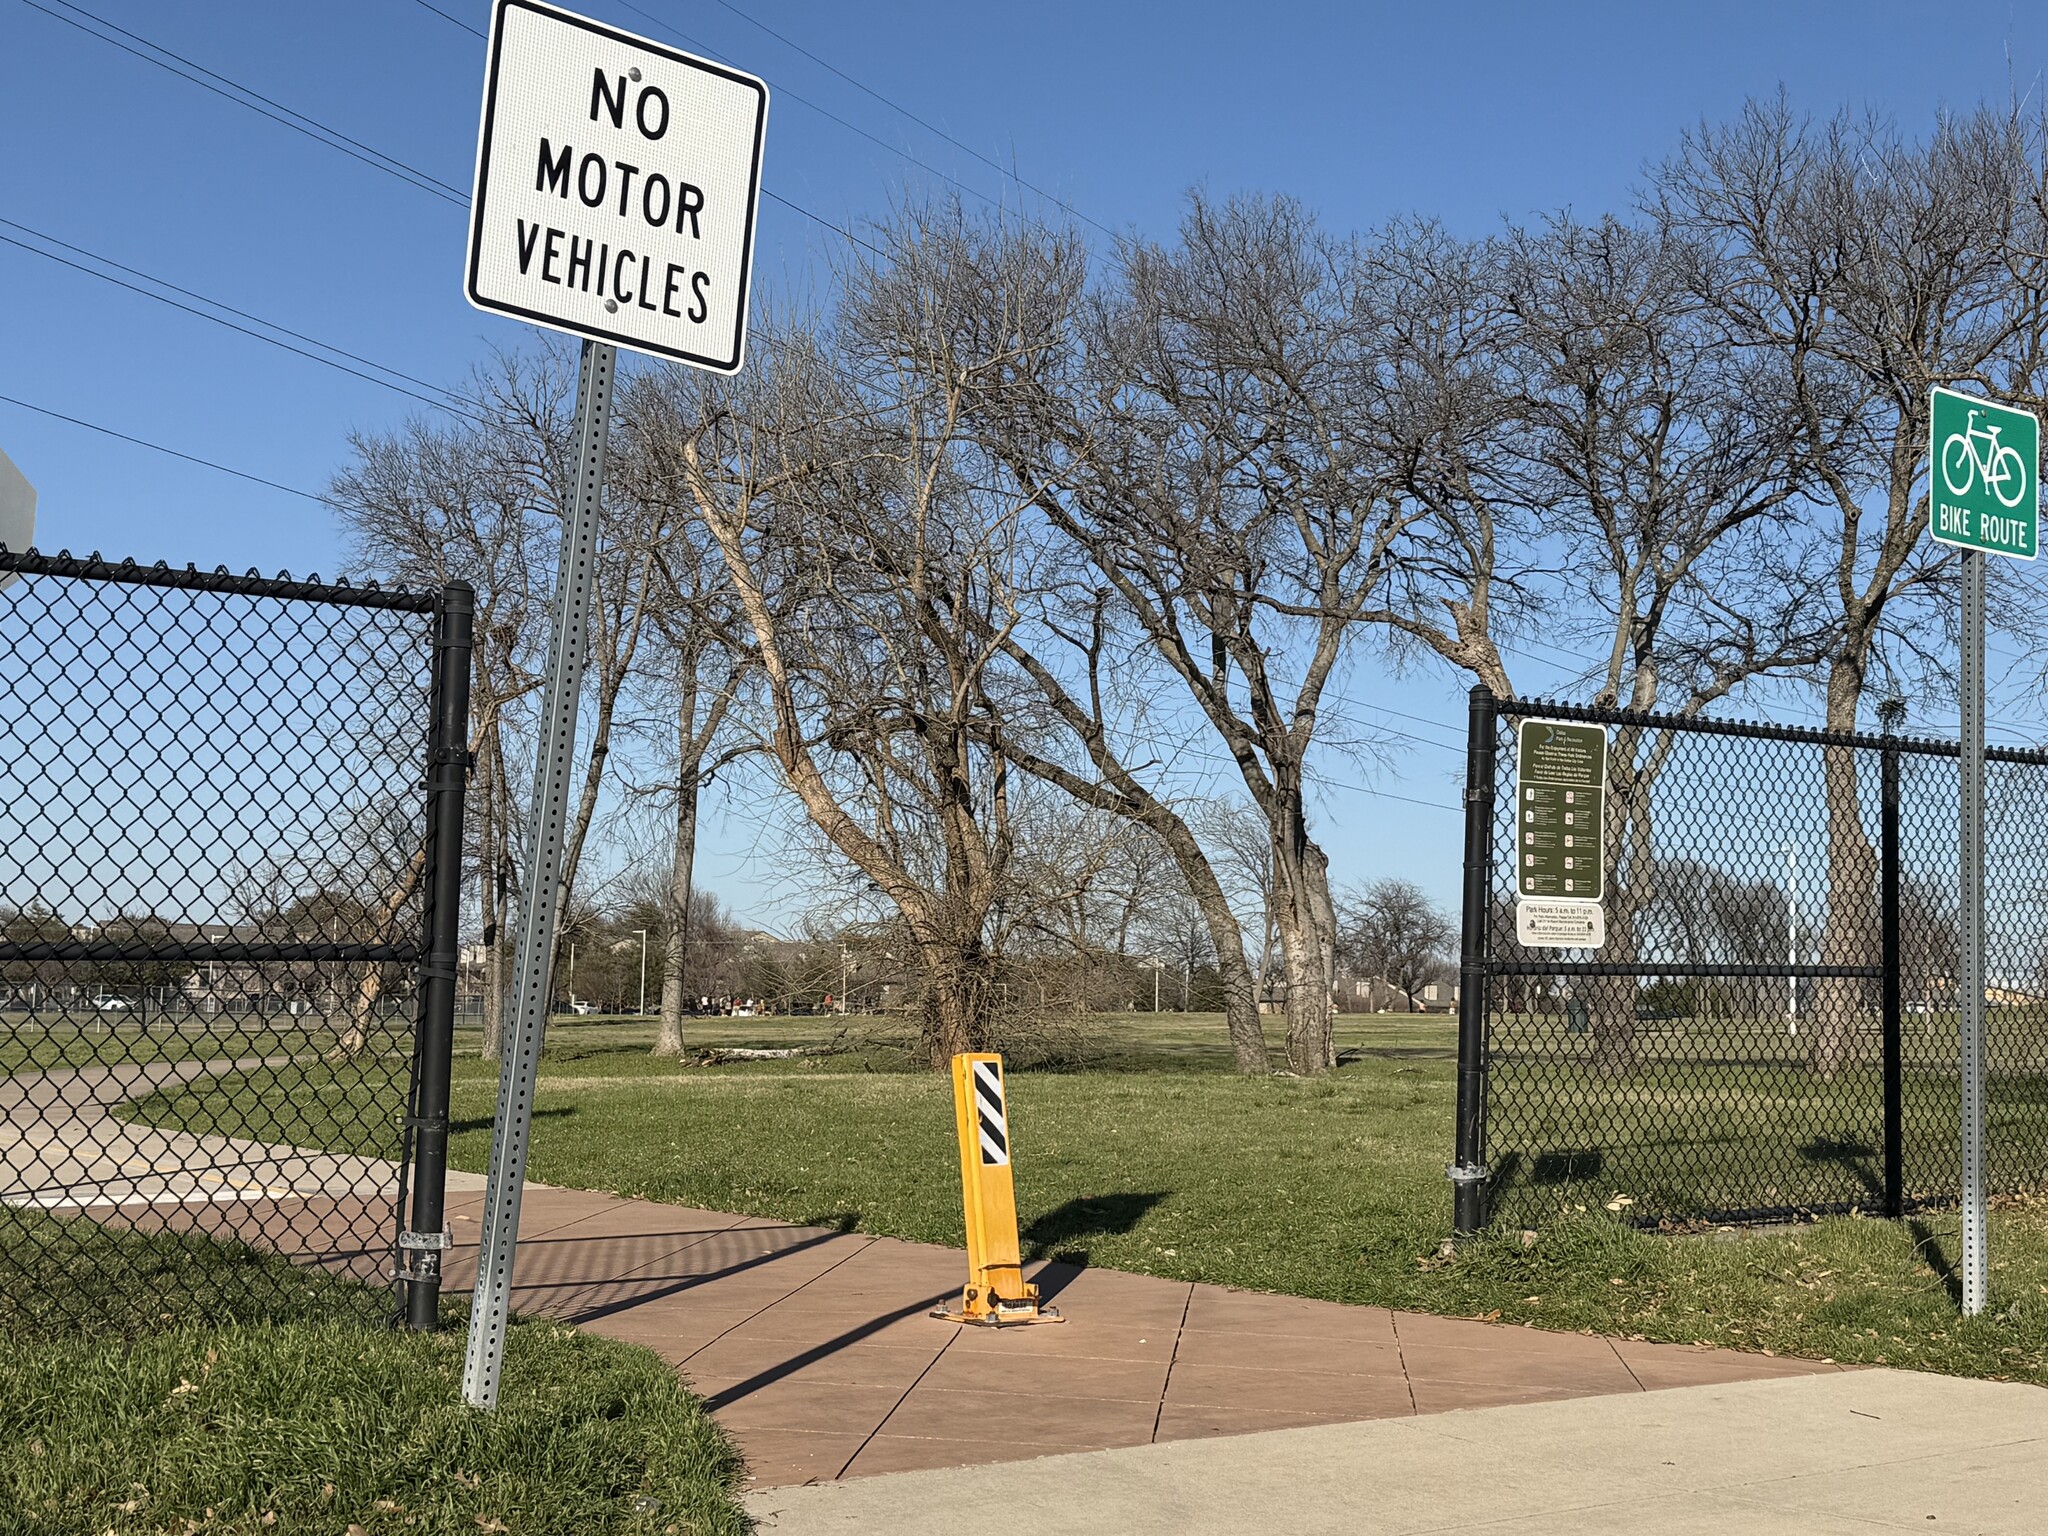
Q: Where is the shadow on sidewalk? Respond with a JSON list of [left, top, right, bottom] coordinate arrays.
[[699, 1289, 956, 1412]]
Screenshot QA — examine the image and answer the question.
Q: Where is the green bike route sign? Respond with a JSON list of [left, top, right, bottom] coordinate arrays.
[[1930, 386, 2039, 560], [1515, 719, 1607, 902]]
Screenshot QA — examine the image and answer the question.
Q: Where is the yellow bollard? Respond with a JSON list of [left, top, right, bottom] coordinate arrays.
[[932, 1052, 1065, 1327]]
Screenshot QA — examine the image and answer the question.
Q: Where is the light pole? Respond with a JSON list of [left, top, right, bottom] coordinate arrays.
[[1146, 956, 1164, 1013], [634, 929, 648, 1017], [1782, 841, 1798, 1033], [840, 944, 849, 1014]]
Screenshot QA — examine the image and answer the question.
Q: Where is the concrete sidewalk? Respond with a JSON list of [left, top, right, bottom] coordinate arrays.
[[408, 1184, 1835, 1488], [743, 1368, 2048, 1534], [32, 1056, 1845, 1495]]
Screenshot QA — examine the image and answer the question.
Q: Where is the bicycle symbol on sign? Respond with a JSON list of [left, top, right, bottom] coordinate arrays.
[[1941, 408, 2030, 509]]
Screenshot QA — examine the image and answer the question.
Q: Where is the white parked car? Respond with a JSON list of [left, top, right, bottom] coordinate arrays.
[[90, 995, 132, 1011]]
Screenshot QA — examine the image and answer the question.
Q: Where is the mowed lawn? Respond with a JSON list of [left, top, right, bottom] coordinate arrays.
[[0, 1213, 748, 1535], [124, 1011, 2048, 1385]]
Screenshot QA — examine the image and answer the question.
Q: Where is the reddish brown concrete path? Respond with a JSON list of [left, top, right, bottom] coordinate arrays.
[[411, 1184, 1838, 1490]]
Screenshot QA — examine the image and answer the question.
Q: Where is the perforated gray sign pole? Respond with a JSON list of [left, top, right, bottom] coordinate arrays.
[[461, 339, 613, 1408], [1958, 548, 1988, 1316], [1928, 387, 2038, 1317], [456, 0, 764, 1405]]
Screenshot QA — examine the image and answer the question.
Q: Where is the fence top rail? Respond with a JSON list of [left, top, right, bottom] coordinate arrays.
[[0, 546, 442, 613], [1491, 691, 2048, 767]]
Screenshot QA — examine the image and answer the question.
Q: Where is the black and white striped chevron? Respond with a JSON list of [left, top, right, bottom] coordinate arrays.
[[971, 1059, 1009, 1166]]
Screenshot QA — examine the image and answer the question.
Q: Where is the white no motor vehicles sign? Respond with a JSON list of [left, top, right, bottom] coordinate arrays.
[[465, 0, 767, 371]]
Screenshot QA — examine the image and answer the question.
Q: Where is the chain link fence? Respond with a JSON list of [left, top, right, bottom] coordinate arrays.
[[0, 550, 469, 1333], [1453, 689, 2048, 1231]]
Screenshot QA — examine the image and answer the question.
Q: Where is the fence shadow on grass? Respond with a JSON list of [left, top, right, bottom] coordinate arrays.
[[1797, 1135, 1884, 1207]]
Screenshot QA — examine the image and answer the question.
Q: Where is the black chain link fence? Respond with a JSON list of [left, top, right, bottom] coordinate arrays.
[[1453, 689, 2048, 1231], [0, 550, 467, 1333]]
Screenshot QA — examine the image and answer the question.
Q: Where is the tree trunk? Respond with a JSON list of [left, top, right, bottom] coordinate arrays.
[[1812, 660, 1875, 1079], [920, 939, 992, 1069], [652, 765, 699, 1058], [1589, 726, 1653, 1076], [1269, 803, 1339, 1074], [1216, 945, 1266, 1073], [1270, 828, 1338, 1074], [1167, 830, 1268, 1073]]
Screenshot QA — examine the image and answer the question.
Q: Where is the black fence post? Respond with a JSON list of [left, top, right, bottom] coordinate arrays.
[[1452, 684, 1499, 1236], [1880, 722, 1904, 1219], [403, 581, 474, 1330]]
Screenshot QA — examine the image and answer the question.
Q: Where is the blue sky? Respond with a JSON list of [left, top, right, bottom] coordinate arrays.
[[6, 0, 2048, 924]]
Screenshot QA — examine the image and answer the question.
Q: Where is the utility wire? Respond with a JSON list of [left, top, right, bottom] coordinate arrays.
[[410, 0, 1082, 245], [0, 393, 328, 504], [409, 0, 478, 33], [0, 219, 464, 405], [18, 0, 468, 205], [690, 0, 1121, 242], [0, 228, 478, 419], [398, 0, 887, 256], [32, 0, 883, 262], [613, 0, 1016, 235]]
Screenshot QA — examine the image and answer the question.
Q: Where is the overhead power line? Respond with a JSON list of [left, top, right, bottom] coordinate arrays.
[[0, 219, 463, 405], [31, 0, 884, 261], [19, 0, 468, 204], [689, 0, 1121, 242], [0, 225, 477, 419], [0, 393, 327, 504], [409, 0, 1083, 245]]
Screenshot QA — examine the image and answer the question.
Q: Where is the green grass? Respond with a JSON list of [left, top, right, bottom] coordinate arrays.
[[0, 1010, 410, 1076], [122, 1010, 2048, 1383], [1488, 1007, 2048, 1222], [0, 1214, 748, 1535]]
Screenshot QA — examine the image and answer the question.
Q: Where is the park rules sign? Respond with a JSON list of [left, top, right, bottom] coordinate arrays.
[[465, 0, 767, 372], [1514, 718, 1607, 949]]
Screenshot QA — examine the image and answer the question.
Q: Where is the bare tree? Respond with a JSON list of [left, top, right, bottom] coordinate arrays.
[[1355, 209, 1825, 1070], [952, 194, 1417, 1073], [1655, 99, 2048, 1073], [330, 357, 558, 1057], [1338, 878, 1455, 1013], [654, 304, 1031, 1066], [614, 367, 755, 1058]]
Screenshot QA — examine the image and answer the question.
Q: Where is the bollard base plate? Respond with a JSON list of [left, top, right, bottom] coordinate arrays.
[[930, 1302, 1066, 1328]]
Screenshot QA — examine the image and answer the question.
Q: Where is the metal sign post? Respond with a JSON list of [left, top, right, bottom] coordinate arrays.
[[1958, 548, 1987, 1316], [1928, 384, 2039, 1318], [462, 337, 612, 1407], [454, 0, 766, 1410]]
